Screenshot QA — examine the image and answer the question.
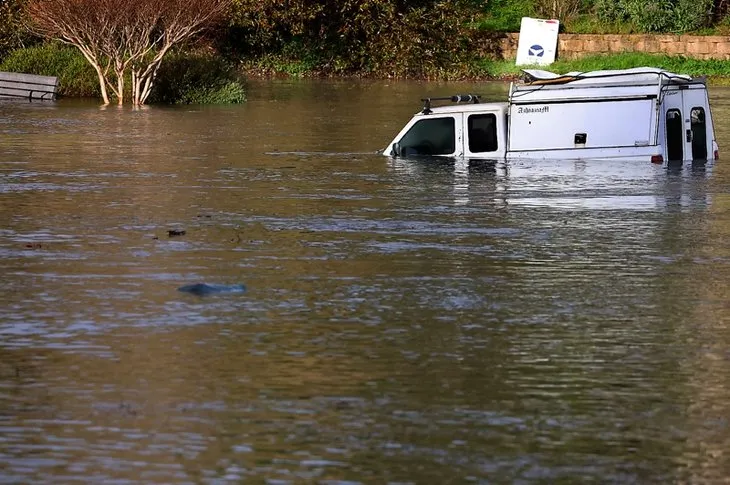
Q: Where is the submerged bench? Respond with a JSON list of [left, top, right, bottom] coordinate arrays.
[[0, 71, 58, 101]]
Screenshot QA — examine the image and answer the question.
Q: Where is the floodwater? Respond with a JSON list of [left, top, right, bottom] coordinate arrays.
[[1, 79, 730, 484]]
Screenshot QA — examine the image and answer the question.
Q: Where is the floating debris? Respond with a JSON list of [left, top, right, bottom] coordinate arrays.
[[168, 229, 186, 237], [177, 283, 247, 296]]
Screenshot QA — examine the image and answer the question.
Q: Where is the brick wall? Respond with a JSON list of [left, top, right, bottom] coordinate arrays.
[[496, 33, 730, 60]]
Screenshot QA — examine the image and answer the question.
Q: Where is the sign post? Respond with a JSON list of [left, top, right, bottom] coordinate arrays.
[[515, 17, 560, 66]]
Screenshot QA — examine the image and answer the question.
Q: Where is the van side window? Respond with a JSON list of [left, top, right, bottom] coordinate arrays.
[[468, 114, 498, 153], [398, 117, 455, 156], [690, 107, 707, 159]]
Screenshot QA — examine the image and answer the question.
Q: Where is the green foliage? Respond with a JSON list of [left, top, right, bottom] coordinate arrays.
[[564, 13, 640, 34], [476, 0, 533, 32], [0, 43, 99, 97], [670, 0, 714, 32], [476, 52, 730, 80], [595, 0, 713, 32], [240, 53, 322, 78], [149, 52, 246, 104], [225, 0, 482, 78], [594, 0, 624, 23]]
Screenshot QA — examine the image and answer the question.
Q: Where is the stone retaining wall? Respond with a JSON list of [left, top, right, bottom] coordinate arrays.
[[496, 33, 730, 60]]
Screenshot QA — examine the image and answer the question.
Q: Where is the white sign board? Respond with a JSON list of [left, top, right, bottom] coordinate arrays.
[[515, 17, 560, 66]]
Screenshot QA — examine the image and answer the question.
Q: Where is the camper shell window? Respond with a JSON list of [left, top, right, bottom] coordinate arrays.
[[666, 109, 683, 161], [468, 114, 498, 153], [398, 117, 455, 156], [690, 107, 707, 159]]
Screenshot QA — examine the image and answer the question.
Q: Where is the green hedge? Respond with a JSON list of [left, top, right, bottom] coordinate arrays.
[[476, 0, 534, 32], [596, 0, 713, 32], [149, 52, 246, 104], [0, 43, 100, 97], [225, 0, 482, 78]]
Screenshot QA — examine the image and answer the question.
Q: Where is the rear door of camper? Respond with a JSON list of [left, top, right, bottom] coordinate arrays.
[[662, 84, 715, 161]]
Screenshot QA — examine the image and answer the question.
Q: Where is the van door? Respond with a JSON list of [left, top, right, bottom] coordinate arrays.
[[662, 89, 684, 161], [392, 115, 461, 157], [463, 112, 502, 158], [663, 86, 713, 161], [681, 87, 711, 160]]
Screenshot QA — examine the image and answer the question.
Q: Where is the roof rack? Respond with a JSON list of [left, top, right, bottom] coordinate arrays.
[[421, 94, 481, 114], [518, 67, 694, 88]]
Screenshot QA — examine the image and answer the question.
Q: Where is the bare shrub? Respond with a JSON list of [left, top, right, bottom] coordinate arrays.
[[533, 0, 582, 21]]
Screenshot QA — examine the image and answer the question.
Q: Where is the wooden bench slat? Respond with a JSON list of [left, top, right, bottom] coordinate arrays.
[[0, 71, 58, 85], [0, 81, 58, 92], [0, 71, 58, 100]]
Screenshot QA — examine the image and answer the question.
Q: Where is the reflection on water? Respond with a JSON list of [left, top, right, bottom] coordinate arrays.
[[1, 81, 730, 483]]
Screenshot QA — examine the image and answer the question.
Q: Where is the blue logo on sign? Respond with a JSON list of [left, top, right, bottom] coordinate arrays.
[[528, 44, 545, 57]]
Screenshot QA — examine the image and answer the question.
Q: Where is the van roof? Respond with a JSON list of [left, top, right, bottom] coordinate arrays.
[[416, 101, 509, 116]]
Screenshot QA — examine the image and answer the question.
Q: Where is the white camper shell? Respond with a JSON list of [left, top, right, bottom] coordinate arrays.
[[384, 67, 719, 163]]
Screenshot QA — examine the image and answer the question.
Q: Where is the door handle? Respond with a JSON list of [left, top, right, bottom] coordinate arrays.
[[686, 129, 693, 142]]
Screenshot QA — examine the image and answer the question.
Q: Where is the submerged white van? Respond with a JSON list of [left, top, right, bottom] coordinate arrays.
[[384, 67, 719, 163]]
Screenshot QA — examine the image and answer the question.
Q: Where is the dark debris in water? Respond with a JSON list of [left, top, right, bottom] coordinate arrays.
[[177, 283, 247, 296], [168, 229, 186, 237]]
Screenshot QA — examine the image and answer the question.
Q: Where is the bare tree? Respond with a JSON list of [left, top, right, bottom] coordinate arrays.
[[25, 0, 230, 105]]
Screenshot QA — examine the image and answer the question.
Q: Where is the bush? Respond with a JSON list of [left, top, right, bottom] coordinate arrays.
[[149, 52, 246, 104], [596, 0, 712, 32], [671, 0, 714, 32], [475, 0, 533, 32], [225, 0, 482, 78], [0, 43, 99, 97]]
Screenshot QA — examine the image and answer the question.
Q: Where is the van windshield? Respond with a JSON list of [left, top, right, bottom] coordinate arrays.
[[398, 117, 455, 156]]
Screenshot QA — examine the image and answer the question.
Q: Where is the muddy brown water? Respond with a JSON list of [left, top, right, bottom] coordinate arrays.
[[1, 79, 730, 483]]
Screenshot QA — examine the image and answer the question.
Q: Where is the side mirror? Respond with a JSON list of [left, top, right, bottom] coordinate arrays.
[[392, 142, 401, 157]]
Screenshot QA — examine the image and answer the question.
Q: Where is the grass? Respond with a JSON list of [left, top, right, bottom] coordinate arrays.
[[240, 55, 322, 78], [475, 52, 730, 82]]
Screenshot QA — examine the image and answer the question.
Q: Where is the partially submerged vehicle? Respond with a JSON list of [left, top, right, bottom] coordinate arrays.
[[383, 67, 719, 163]]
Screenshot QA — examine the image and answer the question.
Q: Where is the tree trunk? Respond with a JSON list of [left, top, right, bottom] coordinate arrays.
[[95, 67, 110, 105], [75, 48, 110, 105], [133, 45, 171, 105], [116, 61, 124, 105]]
